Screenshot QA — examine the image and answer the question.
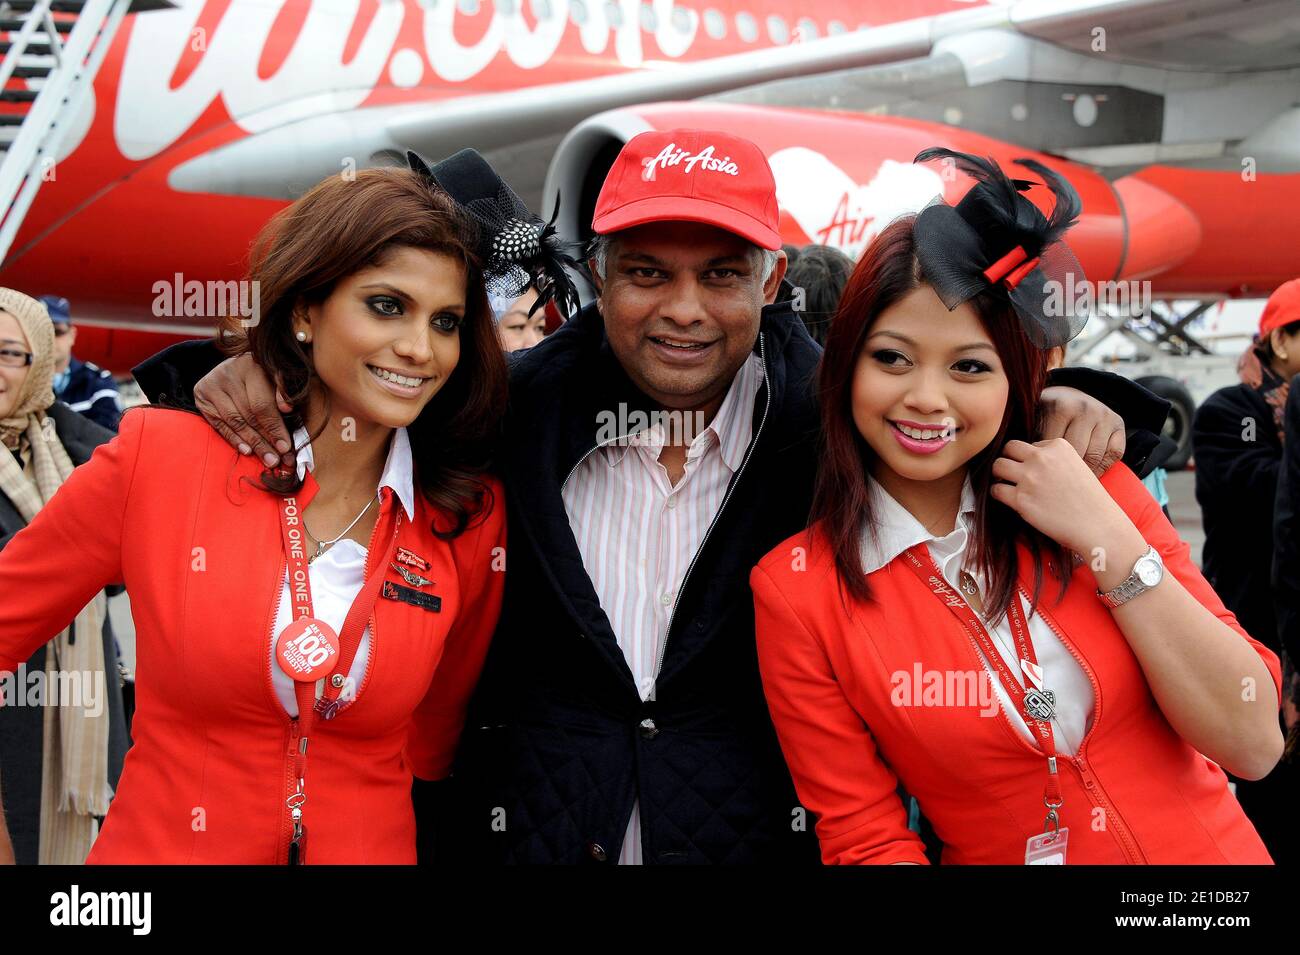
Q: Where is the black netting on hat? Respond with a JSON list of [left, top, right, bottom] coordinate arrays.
[[911, 148, 1088, 349], [407, 149, 582, 319]]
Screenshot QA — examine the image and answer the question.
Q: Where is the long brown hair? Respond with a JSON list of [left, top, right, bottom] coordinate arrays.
[[812, 215, 1071, 619], [221, 166, 508, 538]]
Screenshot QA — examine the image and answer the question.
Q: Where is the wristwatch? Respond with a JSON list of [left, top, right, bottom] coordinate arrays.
[[1097, 546, 1164, 608]]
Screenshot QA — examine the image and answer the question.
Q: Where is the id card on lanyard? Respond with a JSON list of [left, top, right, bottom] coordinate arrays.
[[275, 488, 402, 864], [900, 545, 1068, 865]]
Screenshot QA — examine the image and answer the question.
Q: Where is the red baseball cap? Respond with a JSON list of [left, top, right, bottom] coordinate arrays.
[[1260, 278, 1300, 336], [591, 128, 782, 250]]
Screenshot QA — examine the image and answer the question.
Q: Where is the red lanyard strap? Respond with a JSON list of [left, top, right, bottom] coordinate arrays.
[[900, 544, 1063, 833], [275, 487, 403, 860]]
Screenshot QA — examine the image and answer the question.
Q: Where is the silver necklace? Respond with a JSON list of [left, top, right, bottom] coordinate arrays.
[[304, 493, 379, 563]]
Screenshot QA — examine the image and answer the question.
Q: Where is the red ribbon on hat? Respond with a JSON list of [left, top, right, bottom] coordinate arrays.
[[983, 245, 1041, 291]]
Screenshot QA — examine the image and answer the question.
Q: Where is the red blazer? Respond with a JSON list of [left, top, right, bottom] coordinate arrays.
[[0, 408, 505, 864], [751, 463, 1281, 865]]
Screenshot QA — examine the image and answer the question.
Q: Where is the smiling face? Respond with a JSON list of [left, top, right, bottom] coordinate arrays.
[[593, 220, 785, 416], [0, 310, 31, 420], [294, 245, 467, 433], [852, 284, 1009, 488]]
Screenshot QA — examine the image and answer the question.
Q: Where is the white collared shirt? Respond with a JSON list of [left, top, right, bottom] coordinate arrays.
[[860, 475, 1094, 755], [562, 351, 764, 865], [270, 427, 416, 717]]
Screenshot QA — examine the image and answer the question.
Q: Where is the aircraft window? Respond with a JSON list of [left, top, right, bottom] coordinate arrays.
[[640, 3, 657, 30], [531, 0, 552, 19], [671, 6, 691, 31], [457, 0, 478, 14], [704, 8, 726, 38], [767, 15, 788, 44], [795, 17, 817, 40], [571, 0, 588, 23], [736, 12, 758, 42], [828, 20, 846, 35], [606, 1, 624, 27], [498, 0, 516, 15]]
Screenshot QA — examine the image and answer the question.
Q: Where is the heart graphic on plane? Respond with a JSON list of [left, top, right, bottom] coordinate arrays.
[[768, 147, 947, 259]]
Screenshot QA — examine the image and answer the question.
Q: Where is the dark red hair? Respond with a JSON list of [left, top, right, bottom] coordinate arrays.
[[811, 215, 1071, 619]]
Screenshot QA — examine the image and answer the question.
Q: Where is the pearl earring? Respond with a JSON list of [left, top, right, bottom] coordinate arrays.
[[296, 331, 308, 342]]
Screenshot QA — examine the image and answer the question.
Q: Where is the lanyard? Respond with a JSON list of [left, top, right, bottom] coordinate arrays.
[[274, 487, 402, 863], [900, 544, 1064, 838]]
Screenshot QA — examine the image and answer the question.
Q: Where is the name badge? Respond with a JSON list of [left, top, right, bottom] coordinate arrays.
[[382, 580, 442, 613]]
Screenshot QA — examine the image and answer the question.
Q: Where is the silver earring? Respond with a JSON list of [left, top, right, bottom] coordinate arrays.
[[296, 331, 308, 342]]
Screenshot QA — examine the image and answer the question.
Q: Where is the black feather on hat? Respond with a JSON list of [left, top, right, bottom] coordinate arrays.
[[407, 148, 581, 320], [912, 147, 1087, 349]]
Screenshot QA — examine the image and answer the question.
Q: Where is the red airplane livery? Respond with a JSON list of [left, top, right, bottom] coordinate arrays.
[[0, 0, 1296, 374]]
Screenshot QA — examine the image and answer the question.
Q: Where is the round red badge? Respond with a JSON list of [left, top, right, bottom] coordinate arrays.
[[275, 617, 340, 682]]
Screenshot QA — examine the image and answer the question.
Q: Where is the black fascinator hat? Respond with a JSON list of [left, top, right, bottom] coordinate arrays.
[[407, 148, 582, 320], [912, 147, 1087, 349]]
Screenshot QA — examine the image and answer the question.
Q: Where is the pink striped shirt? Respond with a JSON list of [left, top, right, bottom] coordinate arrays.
[[561, 352, 765, 864]]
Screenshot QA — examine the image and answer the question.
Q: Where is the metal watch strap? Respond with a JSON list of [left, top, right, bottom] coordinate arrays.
[[1097, 546, 1160, 609]]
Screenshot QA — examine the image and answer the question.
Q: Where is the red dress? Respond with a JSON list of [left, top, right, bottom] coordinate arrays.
[[0, 408, 505, 863]]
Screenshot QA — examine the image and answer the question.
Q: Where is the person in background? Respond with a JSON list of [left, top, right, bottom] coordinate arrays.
[[495, 287, 545, 352], [785, 244, 855, 347], [0, 287, 130, 864], [1194, 278, 1300, 863], [38, 295, 122, 433]]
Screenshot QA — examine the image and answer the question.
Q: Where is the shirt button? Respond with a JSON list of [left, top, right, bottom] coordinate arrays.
[[666, 497, 677, 509], [639, 718, 659, 740], [660, 593, 672, 606], [588, 842, 608, 862]]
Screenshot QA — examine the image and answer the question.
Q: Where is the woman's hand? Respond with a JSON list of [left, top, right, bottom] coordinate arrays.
[[990, 437, 1135, 556], [194, 353, 295, 469]]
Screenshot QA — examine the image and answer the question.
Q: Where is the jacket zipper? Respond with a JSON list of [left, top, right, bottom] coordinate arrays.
[[1025, 584, 1147, 864], [658, 334, 771, 685], [263, 555, 296, 864], [266, 492, 394, 864]]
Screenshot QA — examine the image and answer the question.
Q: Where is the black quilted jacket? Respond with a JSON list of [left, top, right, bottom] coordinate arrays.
[[447, 293, 825, 864]]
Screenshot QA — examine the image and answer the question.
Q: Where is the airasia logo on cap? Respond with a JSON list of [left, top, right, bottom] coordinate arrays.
[[641, 143, 741, 180]]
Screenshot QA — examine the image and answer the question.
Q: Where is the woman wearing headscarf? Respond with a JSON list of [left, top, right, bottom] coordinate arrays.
[[0, 287, 130, 864]]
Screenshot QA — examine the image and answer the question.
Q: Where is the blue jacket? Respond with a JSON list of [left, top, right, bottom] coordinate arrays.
[[55, 357, 122, 432]]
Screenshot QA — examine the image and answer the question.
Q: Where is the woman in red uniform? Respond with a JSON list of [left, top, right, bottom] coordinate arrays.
[[752, 149, 1284, 865], [0, 150, 569, 863]]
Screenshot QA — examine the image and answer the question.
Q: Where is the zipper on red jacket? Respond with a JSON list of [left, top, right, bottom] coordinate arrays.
[[262, 554, 297, 864], [1026, 585, 1147, 864]]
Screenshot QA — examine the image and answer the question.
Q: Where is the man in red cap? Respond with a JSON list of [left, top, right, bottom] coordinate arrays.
[[132, 130, 1167, 864]]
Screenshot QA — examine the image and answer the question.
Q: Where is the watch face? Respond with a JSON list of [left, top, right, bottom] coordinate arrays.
[[1136, 556, 1162, 587]]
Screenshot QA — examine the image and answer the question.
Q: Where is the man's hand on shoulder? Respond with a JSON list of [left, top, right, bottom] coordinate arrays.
[[194, 353, 295, 469], [1036, 385, 1125, 476]]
